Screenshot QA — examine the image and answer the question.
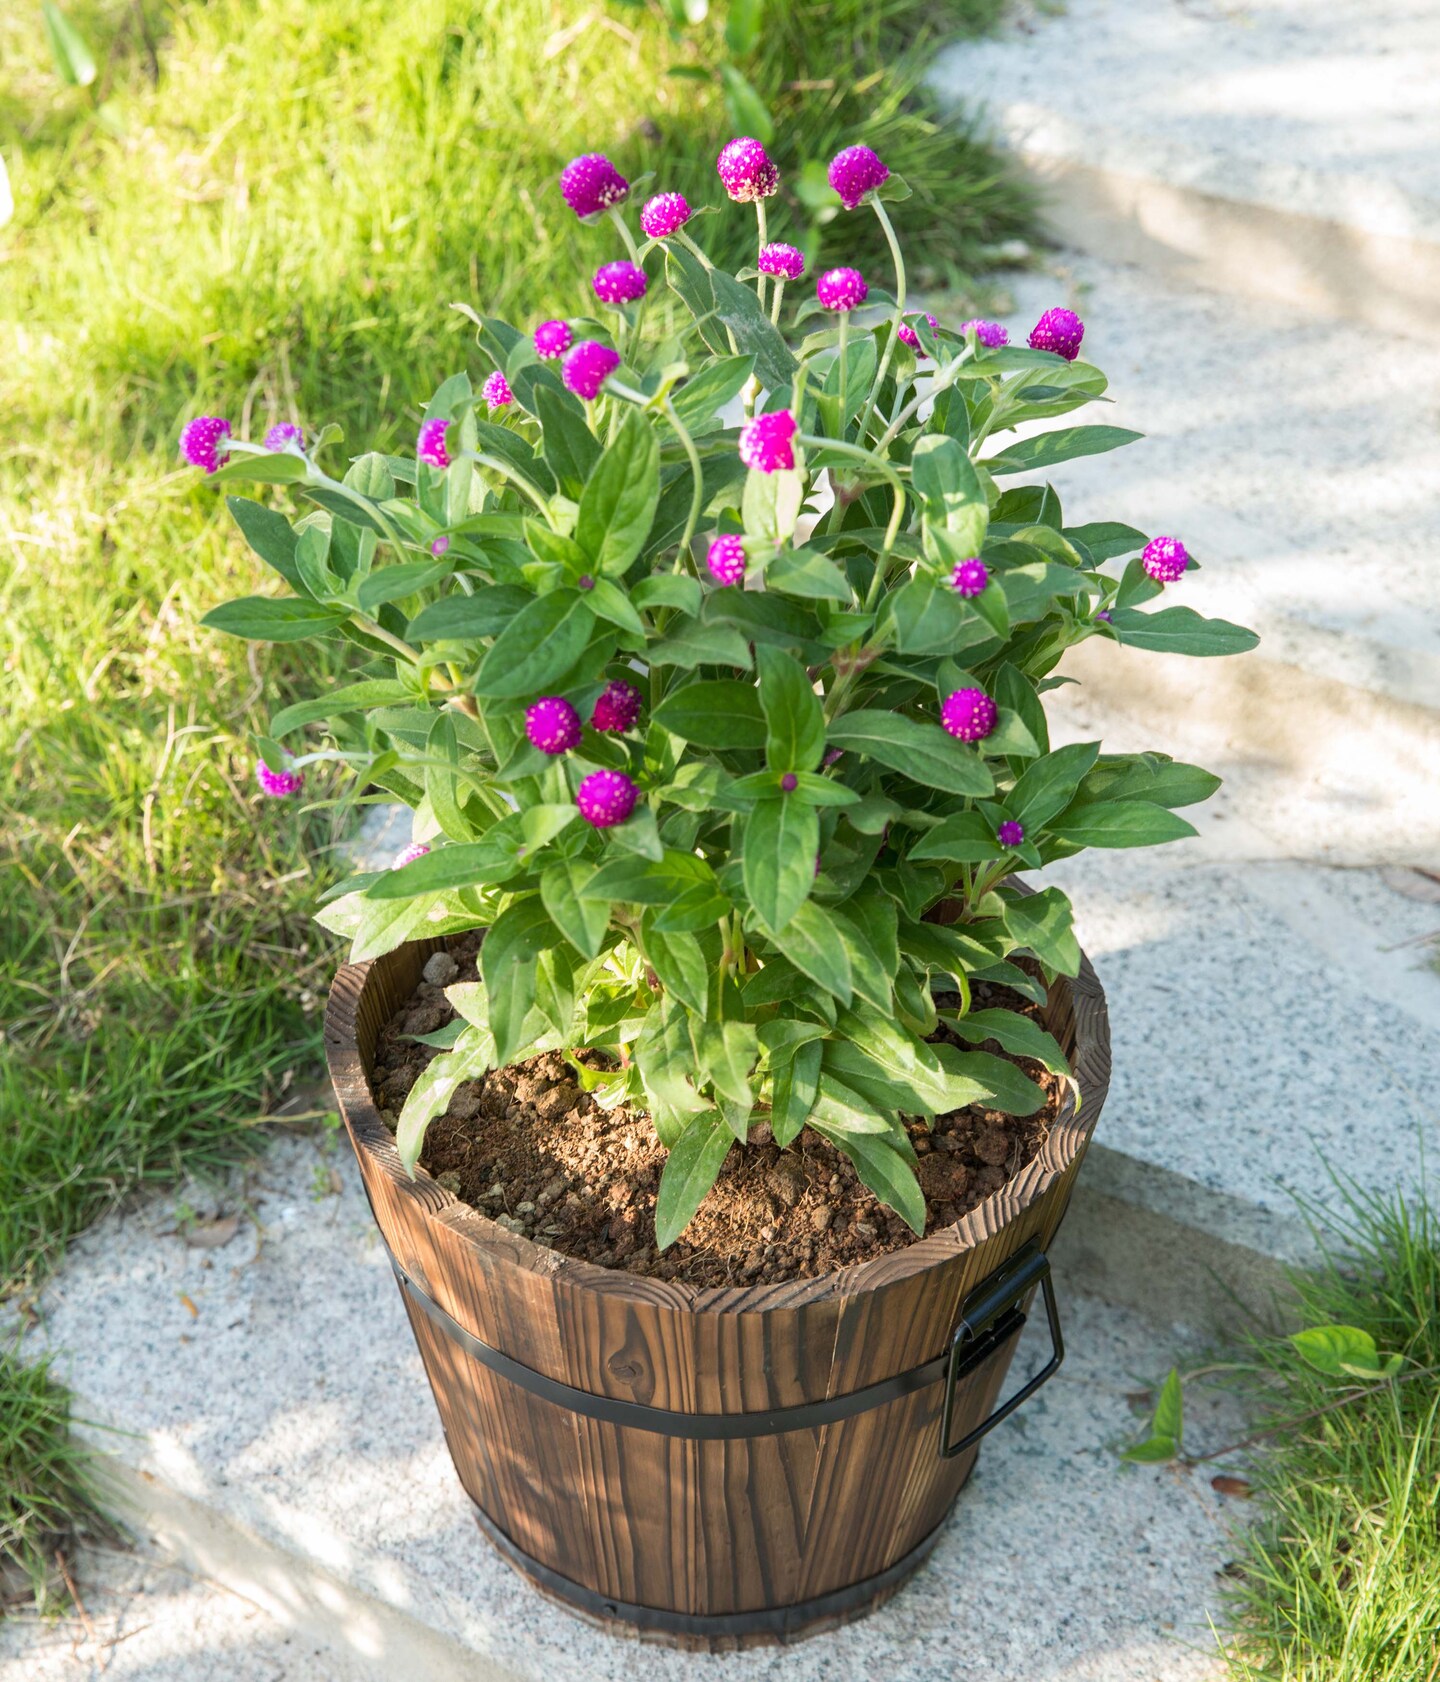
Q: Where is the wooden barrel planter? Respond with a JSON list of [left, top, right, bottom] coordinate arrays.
[[324, 940, 1111, 1650]]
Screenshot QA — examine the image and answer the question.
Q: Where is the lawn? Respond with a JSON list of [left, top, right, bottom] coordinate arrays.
[[0, 0, 1027, 1595]]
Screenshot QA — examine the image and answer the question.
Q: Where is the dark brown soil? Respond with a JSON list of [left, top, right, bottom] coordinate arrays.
[[367, 933, 1064, 1288]]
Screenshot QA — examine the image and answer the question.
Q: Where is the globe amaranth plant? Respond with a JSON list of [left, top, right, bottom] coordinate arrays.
[[189, 137, 1257, 1249]]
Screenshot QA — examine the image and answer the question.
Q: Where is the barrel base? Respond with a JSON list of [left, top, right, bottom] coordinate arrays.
[[469, 1472, 970, 1654]]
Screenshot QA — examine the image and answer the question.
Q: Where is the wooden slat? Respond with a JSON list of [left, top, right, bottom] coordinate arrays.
[[324, 943, 1111, 1646]]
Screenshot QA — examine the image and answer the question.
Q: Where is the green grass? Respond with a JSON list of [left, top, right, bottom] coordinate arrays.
[[0, 0, 1030, 1607], [1220, 1185, 1440, 1682]]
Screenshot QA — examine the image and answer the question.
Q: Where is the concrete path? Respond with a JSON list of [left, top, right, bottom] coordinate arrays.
[[12, 1135, 1246, 1682]]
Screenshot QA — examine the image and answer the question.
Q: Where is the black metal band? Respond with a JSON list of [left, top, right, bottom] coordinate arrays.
[[469, 1496, 953, 1641], [388, 1236, 1055, 1446]]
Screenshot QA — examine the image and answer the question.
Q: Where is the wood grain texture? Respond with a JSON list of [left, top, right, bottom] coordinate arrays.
[[323, 940, 1110, 1649]]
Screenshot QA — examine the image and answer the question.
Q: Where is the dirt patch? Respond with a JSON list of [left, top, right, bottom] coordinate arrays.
[[367, 934, 1065, 1288]]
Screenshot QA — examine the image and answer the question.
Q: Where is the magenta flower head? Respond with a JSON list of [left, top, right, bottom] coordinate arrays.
[[897, 312, 941, 355], [525, 696, 583, 756], [263, 422, 304, 453], [950, 557, 989, 598], [780, 773, 799, 793], [828, 144, 890, 211], [1028, 307, 1085, 361], [392, 841, 431, 869], [560, 153, 629, 219], [591, 678, 643, 733], [706, 534, 746, 587], [758, 242, 806, 281], [996, 820, 1025, 848], [817, 267, 868, 312], [577, 768, 639, 829], [179, 416, 231, 475], [640, 191, 691, 239], [961, 318, 1009, 349], [716, 137, 779, 203], [482, 370, 513, 410], [562, 340, 620, 402], [255, 752, 303, 798], [431, 536, 450, 557], [592, 261, 648, 305], [534, 319, 573, 360], [417, 417, 451, 469], [738, 408, 797, 474], [1142, 535, 1189, 583], [940, 687, 997, 742]]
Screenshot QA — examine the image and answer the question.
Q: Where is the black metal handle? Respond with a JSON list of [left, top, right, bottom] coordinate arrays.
[[939, 1239, 1064, 1459]]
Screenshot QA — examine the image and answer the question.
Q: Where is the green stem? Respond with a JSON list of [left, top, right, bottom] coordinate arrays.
[[799, 434, 906, 559], [769, 277, 785, 327], [854, 200, 906, 444], [662, 395, 705, 564], [754, 200, 768, 310], [461, 452, 553, 522], [351, 615, 419, 665], [608, 206, 641, 264], [837, 310, 850, 434]]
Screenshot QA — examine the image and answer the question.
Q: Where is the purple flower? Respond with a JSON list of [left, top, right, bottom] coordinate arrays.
[[1142, 535, 1189, 584], [738, 408, 797, 473], [940, 687, 997, 742], [592, 261, 648, 305], [578, 573, 595, 590], [482, 370, 513, 410], [263, 422, 304, 452], [828, 144, 890, 211], [392, 841, 431, 869], [716, 137, 779, 203], [961, 318, 1009, 349], [417, 417, 451, 469], [996, 820, 1025, 848], [897, 312, 941, 355], [179, 416, 231, 475], [562, 340, 620, 402], [816, 267, 868, 311], [705, 534, 746, 587], [431, 536, 450, 557], [1028, 307, 1085, 361], [780, 773, 799, 793], [1096, 609, 1113, 623], [950, 557, 989, 598], [576, 768, 639, 828], [560, 153, 630, 219], [640, 192, 691, 239], [823, 747, 844, 767], [758, 243, 806, 280], [255, 752, 303, 797], [525, 696, 583, 756], [591, 679, 643, 733], [534, 320, 573, 360]]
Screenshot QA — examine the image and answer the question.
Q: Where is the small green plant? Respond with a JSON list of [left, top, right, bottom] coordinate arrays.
[[189, 137, 1255, 1247]]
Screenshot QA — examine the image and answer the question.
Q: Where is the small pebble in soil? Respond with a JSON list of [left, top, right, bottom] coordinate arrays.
[[422, 951, 459, 987]]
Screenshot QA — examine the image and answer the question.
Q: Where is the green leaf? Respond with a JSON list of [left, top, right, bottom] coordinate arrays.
[[765, 900, 852, 1004], [633, 574, 703, 616], [696, 1019, 759, 1114], [356, 559, 451, 614], [575, 409, 660, 577], [473, 589, 594, 698], [425, 713, 474, 842], [725, 0, 764, 56], [642, 917, 711, 1015], [743, 797, 819, 934], [406, 585, 530, 643], [1107, 605, 1260, 657], [810, 1123, 925, 1235], [42, 1, 97, 88], [983, 425, 1143, 475], [1082, 755, 1222, 810], [757, 646, 825, 773], [1002, 887, 1081, 977], [766, 547, 852, 602], [648, 620, 753, 669], [911, 434, 985, 541], [655, 1111, 733, 1249], [769, 1038, 822, 1148], [210, 452, 312, 487], [720, 63, 773, 144], [226, 498, 306, 595], [585, 577, 645, 636], [482, 897, 556, 1066], [395, 1023, 493, 1174], [1066, 521, 1146, 562], [1048, 801, 1198, 850], [709, 269, 798, 392], [944, 1008, 1070, 1076], [826, 711, 993, 797], [653, 679, 766, 748], [536, 385, 600, 493], [668, 356, 755, 437], [743, 465, 805, 544], [201, 596, 347, 642], [1289, 1325, 1403, 1381], [345, 452, 397, 500], [585, 849, 717, 905], [365, 838, 520, 899], [540, 860, 611, 958], [1010, 741, 1101, 831], [907, 811, 1006, 864], [934, 1044, 1047, 1116], [270, 679, 412, 737]]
